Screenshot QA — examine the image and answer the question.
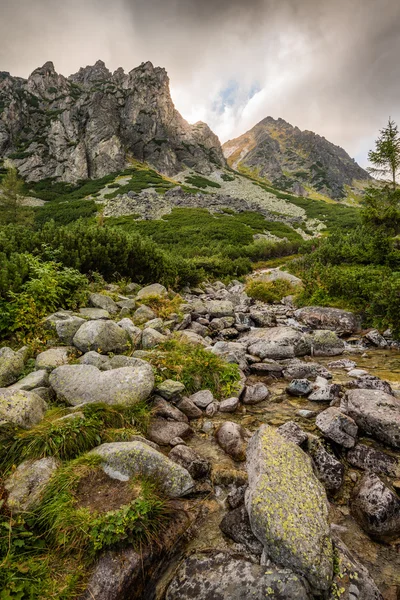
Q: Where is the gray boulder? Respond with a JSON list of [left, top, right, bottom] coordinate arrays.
[[141, 327, 167, 349], [44, 313, 86, 344], [117, 318, 142, 347], [175, 397, 202, 420], [165, 551, 311, 600], [310, 330, 345, 356], [340, 389, 400, 449], [92, 441, 194, 498], [316, 407, 358, 448], [0, 389, 47, 429], [73, 320, 130, 354], [79, 307, 110, 320], [132, 305, 156, 325], [294, 306, 360, 335], [9, 370, 49, 391], [0, 347, 26, 387], [135, 283, 167, 300], [346, 375, 394, 395], [351, 473, 400, 541], [219, 397, 239, 413], [49, 363, 154, 406], [78, 351, 111, 370], [283, 359, 332, 380], [347, 444, 400, 478], [155, 379, 185, 400], [143, 318, 164, 332], [220, 505, 264, 556], [190, 389, 213, 408], [168, 445, 210, 479], [206, 300, 234, 318], [245, 425, 333, 592], [35, 346, 73, 371], [307, 436, 344, 492], [210, 341, 247, 370], [89, 292, 119, 314], [216, 421, 248, 461], [365, 329, 388, 348], [286, 378, 313, 397], [242, 383, 270, 405], [277, 421, 308, 447], [245, 327, 312, 360], [147, 417, 192, 446], [5, 457, 59, 513], [332, 536, 383, 600], [153, 396, 188, 423], [308, 383, 341, 403]]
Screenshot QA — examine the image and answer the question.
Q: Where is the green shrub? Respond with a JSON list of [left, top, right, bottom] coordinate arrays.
[[245, 278, 299, 303], [147, 338, 241, 398], [184, 175, 221, 189]]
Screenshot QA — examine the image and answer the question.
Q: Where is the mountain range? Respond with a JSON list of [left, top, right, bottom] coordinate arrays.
[[0, 60, 369, 200]]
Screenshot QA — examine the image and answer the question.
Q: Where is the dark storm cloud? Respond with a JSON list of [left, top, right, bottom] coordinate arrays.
[[1, 0, 400, 164]]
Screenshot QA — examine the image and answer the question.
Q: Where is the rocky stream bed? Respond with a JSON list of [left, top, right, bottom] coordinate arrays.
[[1, 279, 399, 600]]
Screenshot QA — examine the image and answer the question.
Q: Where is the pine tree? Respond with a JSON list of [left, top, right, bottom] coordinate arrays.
[[368, 118, 400, 189], [0, 167, 25, 223]]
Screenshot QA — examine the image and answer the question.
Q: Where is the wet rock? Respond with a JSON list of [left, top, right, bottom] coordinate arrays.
[[9, 370, 49, 391], [310, 329, 345, 356], [79, 307, 110, 320], [35, 346, 74, 371], [165, 551, 312, 600], [328, 359, 357, 370], [365, 329, 388, 348], [117, 318, 142, 347], [249, 309, 275, 327], [340, 389, 400, 449], [44, 313, 86, 344], [245, 425, 333, 591], [152, 396, 188, 423], [141, 327, 167, 349], [316, 407, 358, 448], [346, 375, 394, 395], [89, 292, 119, 314], [246, 327, 312, 360], [175, 397, 202, 419], [219, 397, 239, 413], [220, 505, 264, 556], [249, 360, 283, 376], [92, 441, 194, 498], [241, 383, 270, 405], [73, 320, 130, 354], [132, 304, 156, 325], [351, 473, 400, 541], [155, 379, 185, 400], [348, 368, 369, 378], [211, 341, 247, 370], [227, 484, 247, 509], [147, 417, 192, 446], [206, 300, 234, 318], [297, 409, 317, 419], [307, 436, 344, 492], [277, 421, 308, 447], [0, 389, 47, 429], [4, 457, 59, 513], [308, 383, 341, 403], [332, 536, 383, 600], [283, 359, 332, 380], [205, 402, 219, 416], [294, 306, 360, 335], [347, 444, 400, 478], [135, 283, 167, 300], [49, 363, 154, 406], [286, 378, 313, 397], [216, 421, 248, 461], [190, 389, 214, 408], [168, 445, 210, 479], [0, 347, 26, 387]]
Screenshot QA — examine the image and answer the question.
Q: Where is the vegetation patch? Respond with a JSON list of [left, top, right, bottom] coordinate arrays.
[[245, 278, 299, 303], [184, 174, 221, 189], [147, 338, 241, 398]]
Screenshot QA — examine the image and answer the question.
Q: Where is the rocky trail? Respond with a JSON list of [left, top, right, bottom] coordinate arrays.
[[1, 278, 400, 599]]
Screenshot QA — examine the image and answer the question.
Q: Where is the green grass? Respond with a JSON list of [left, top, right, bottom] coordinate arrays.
[[245, 279, 299, 303], [184, 174, 221, 189], [34, 198, 98, 226]]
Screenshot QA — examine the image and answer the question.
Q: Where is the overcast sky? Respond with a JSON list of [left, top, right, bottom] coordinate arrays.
[[1, 0, 400, 166]]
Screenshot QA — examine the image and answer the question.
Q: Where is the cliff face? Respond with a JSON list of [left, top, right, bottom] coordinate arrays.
[[0, 60, 225, 182], [223, 116, 370, 199]]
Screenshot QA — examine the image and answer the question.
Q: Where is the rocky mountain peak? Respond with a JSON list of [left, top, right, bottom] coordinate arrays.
[[68, 60, 112, 87]]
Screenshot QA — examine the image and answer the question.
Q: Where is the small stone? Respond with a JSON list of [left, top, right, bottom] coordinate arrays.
[[219, 397, 239, 413], [169, 445, 210, 479], [5, 457, 59, 513], [316, 407, 358, 448], [307, 435, 344, 492], [296, 409, 316, 419], [156, 379, 185, 400], [348, 369, 369, 378], [141, 328, 167, 349], [242, 383, 270, 405], [175, 397, 203, 419], [132, 304, 156, 325], [277, 421, 308, 447], [190, 389, 214, 408], [286, 379, 313, 397], [117, 318, 142, 347], [328, 359, 357, 370], [205, 402, 219, 416], [9, 370, 49, 391], [216, 421, 248, 461], [147, 417, 192, 446], [89, 292, 119, 314], [135, 283, 167, 300]]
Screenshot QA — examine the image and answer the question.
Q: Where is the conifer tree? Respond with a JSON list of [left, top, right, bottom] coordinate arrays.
[[368, 117, 400, 189]]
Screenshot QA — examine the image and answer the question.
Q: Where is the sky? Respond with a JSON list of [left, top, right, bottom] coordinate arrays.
[[1, 0, 400, 167]]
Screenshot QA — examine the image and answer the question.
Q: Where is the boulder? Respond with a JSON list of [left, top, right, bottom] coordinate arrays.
[[147, 417, 192, 446], [0, 347, 26, 387], [249, 309, 275, 327], [332, 536, 383, 600], [44, 313, 86, 344], [307, 436, 344, 492], [308, 383, 341, 403], [351, 473, 400, 541], [92, 441, 194, 498], [141, 328, 167, 349], [152, 396, 188, 423], [245, 425, 333, 591], [9, 369, 49, 391], [132, 305, 156, 325], [155, 379, 185, 400], [245, 327, 312, 360], [249, 360, 283, 376], [277, 421, 308, 447], [340, 389, 400, 449], [117, 318, 142, 347], [0, 389, 47, 429], [49, 363, 154, 406], [78, 351, 111, 370], [205, 300, 234, 318], [89, 292, 119, 314], [316, 407, 358, 448], [346, 375, 394, 395], [4, 457, 59, 513], [79, 307, 110, 320], [175, 397, 202, 420], [220, 505, 264, 556], [286, 378, 313, 397], [210, 341, 247, 370], [35, 346, 73, 371], [168, 445, 210, 479], [219, 397, 239, 413], [165, 551, 311, 600], [310, 330, 345, 356], [283, 359, 332, 380], [190, 389, 213, 408], [135, 283, 167, 300], [328, 359, 357, 370], [176, 331, 208, 347], [365, 329, 388, 348], [143, 318, 164, 332], [216, 421, 248, 461], [241, 383, 270, 405], [227, 484, 247, 509], [73, 320, 130, 354], [294, 306, 360, 335], [347, 444, 400, 478], [205, 402, 219, 417]]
